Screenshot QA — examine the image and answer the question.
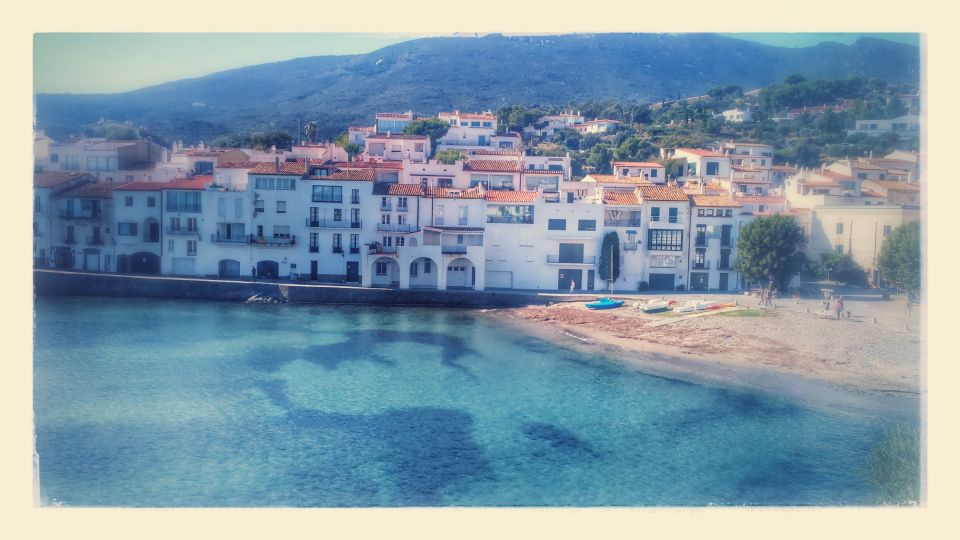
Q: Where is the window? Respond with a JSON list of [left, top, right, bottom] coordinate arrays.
[[333, 208, 342, 221], [125, 196, 133, 207], [375, 262, 388, 276], [254, 176, 296, 190], [50, 153, 59, 163], [350, 234, 359, 249], [273, 226, 291, 238], [647, 229, 683, 251], [578, 219, 596, 231], [383, 236, 393, 247], [148, 197, 156, 208], [706, 162, 719, 176], [883, 225, 892, 237], [187, 217, 198, 232], [548, 219, 566, 230], [695, 224, 707, 245], [697, 209, 705, 216], [650, 169, 658, 178], [332, 234, 342, 252], [218, 198, 226, 217], [166, 191, 201, 212], [836, 223, 844, 235], [650, 207, 660, 222], [397, 237, 405, 247], [118, 222, 138, 236], [169, 217, 181, 232], [694, 248, 706, 267], [168, 239, 174, 253], [397, 214, 406, 225], [486, 205, 534, 224], [721, 224, 732, 246], [434, 205, 444, 226], [459, 206, 468, 226], [234, 198, 243, 218], [351, 189, 360, 204], [398, 197, 408, 209], [725, 209, 733, 217], [706, 208, 714, 217], [309, 233, 319, 251], [835, 244, 844, 254], [381, 214, 391, 225], [187, 240, 197, 256], [456, 235, 464, 245], [351, 208, 361, 225], [254, 200, 264, 213], [482, 121, 492, 128], [410, 262, 418, 277], [437, 178, 453, 187], [424, 260, 432, 273], [312, 185, 342, 203], [668, 208, 678, 223], [276, 201, 286, 214], [857, 173, 868, 180]]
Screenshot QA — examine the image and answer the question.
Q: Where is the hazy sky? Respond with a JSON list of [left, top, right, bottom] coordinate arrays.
[[34, 32, 920, 95]]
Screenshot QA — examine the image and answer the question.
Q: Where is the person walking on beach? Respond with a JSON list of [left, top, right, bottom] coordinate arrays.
[[251, 265, 257, 280], [570, 280, 576, 295], [835, 296, 845, 320]]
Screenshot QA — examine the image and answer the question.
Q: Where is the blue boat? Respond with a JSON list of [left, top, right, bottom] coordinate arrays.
[[585, 297, 624, 310]]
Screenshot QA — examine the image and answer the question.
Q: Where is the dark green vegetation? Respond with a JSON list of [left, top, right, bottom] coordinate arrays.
[[735, 215, 807, 290], [402, 117, 451, 156], [807, 252, 866, 286], [864, 423, 922, 505], [598, 232, 621, 288], [35, 34, 918, 147], [877, 221, 921, 294]]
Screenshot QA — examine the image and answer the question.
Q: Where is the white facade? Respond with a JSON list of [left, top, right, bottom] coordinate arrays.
[[848, 115, 920, 140], [612, 161, 666, 184], [364, 134, 430, 162], [688, 197, 748, 292], [113, 184, 163, 274], [721, 108, 753, 123]]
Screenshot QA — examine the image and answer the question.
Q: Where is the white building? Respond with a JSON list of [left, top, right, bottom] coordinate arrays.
[[688, 195, 748, 292], [113, 182, 164, 274], [438, 111, 498, 147], [364, 134, 431, 163], [160, 177, 212, 276], [572, 119, 622, 135], [848, 114, 920, 141], [42, 138, 169, 183], [671, 148, 732, 182], [51, 180, 125, 272], [721, 108, 753, 123], [34, 171, 95, 268]]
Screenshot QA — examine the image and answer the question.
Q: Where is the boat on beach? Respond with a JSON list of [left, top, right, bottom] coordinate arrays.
[[639, 299, 672, 313], [672, 299, 717, 313], [585, 297, 625, 310]]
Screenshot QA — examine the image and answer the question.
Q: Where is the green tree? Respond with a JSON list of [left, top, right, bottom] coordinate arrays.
[[735, 215, 807, 290], [877, 220, 921, 294], [434, 149, 465, 165], [249, 131, 293, 151], [599, 231, 621, 290], [334, 133, 362, 160], [809, 252, 865, 285], [402, 118, 450, 155], [303, 121, 318, 144], [585, 144, 612, 173]]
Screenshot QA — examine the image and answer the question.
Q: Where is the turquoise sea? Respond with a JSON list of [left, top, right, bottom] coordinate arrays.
[[33, 296, 920, 506]]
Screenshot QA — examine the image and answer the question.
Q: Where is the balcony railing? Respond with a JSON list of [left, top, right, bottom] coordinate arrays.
[[441, 245, 468, 255], [396, 205, 408, 212], [607, 220, 644, 228], [85, 236, 104, 245], [305, 218, 362, 229], [377, 223, 417, 232], [309, 245, 319, 253], [623, 242, 638, 251], [332, 246, 344, 254], [350, 247, 360, 254], [695, 237, 707, 247], [368, 245, 397, 255], [60, 210, 101, 219], [249, 234, 296, 247], [380, 202, 392, 211], [166, 227, 200, 235], [692, 260, 711, 270], [210, 234, 248, 244], [546, 255, 596, 264]]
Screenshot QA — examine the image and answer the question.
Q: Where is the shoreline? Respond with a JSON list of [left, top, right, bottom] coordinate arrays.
[[482, 303, 922, 420]]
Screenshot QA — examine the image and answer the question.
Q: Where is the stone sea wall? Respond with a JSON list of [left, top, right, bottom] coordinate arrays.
[[33, 270, 571, 308]]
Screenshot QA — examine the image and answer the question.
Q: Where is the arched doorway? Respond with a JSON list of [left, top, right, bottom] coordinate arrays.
[[130, 252, 160, 274], [257, 260, 279, 279], [219, 259, 241, 278], [409, 257, 438, 289], [446, 257, 475, 289], [370, 257, 399, 287]]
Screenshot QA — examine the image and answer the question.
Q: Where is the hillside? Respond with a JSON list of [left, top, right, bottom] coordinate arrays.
[[34, 33, 920, 144]]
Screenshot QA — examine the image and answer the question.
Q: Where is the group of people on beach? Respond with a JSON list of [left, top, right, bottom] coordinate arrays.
[[756, 286, 777, 307], [823, 294, 845, 319]]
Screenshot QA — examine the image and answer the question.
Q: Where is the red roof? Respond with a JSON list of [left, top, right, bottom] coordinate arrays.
[[309, 169, 376, 181], [584, 174, 651, 185], [735, 195, 785, 204], [332, 160, 404, 170], [463, 160, 522, 172], [114, 181, 169, 191], [612, 161, 664, 168], [690, 195, 742, 208], [639, 185, 689, 202], [603, 191, 640, 205], [485, 190, 538, 203], [424, 186, 484, 199], [59, 181, 129, 199], [216, 161, 258, 169], [388, 184, 424, 196], [34, 171, 91, 188], [468, 149, 522, 156], [249, 162, 307, 176], [161, 177, 212, 190], [676, 148, 727, 158]]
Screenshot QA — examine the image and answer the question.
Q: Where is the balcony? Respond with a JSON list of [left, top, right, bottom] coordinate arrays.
[[606, 220, 643, 228], [380, 202, 392, 211], [166, 227, 199, 235], [249, 234, 296, 247], [210, 234, 248, 244], [305, 218, 362, 229], [695, 237, 707, 247], [623, 242, 638, 251], [546, 255, 596, 265], [377, 223, 417, 233], [720, 239, 732, 247], [60, 210, 101, 220], [85, 236, 104, 245], [332, 246, 344, 254], [396, 205, 408, 212], [368, 245, 397, 255], [310, 245, 319, 253], [441, 245, 468, 255], [718, 260, 733, 270], [350, 247, 360, 254], [692, 260, 711, 270]]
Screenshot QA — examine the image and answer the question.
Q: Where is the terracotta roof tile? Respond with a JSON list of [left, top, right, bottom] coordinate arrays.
[[248, 161, 307, 176], [735, 195, 785, 204], [424, 186, 484, 199], [463, 160, 522, 172], [114, 181, 169, 191], [162, 177, 213, 190], [690, 195, 742, 207], [583, 174, 652, 185], [34, 171, 92, 188], [388, 184, 424, 196], [638, 185, 689, 202], [485, 190, 539, 203], [603, 191, 640, 205], [59, 181, 129, 199], [216, 161, 259, 169], [309, 169, 376, 181]]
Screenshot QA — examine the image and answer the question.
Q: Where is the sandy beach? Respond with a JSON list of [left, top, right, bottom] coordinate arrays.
[[489, 293, 922, 402]]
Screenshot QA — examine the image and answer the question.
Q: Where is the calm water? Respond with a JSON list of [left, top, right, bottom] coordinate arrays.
[[33, 296, 919, 506]]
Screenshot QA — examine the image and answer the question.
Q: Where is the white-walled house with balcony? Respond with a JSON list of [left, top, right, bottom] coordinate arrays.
[[364, 134, 431, 162], [113, 182, 165, 274], [51, 181, 123, 272], [160, 177, 212, 276], [687, 195, 748, 292], [671, 148, 732, 182], [34, 171, 95, 268], [718, 142, 774, 169], [612, 161, 667, 184], [636, 185, 692, 291], [438, 111, 498, 148], [600, 190, 645, 292], [42, 138, 169, 183]]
